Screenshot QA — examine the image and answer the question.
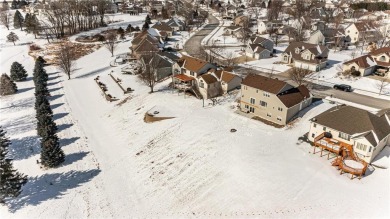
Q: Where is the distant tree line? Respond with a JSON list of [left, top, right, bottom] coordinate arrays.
[[350, 2, 389, 11]]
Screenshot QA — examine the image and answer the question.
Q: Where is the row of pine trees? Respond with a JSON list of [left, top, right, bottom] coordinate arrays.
[[0, 57, 65, 204]]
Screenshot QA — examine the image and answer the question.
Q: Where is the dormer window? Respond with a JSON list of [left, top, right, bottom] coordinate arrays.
[[380, 55, 386, 61], [295, 48, 300, 54]]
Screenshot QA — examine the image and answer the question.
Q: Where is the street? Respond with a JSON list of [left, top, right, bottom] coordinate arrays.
[[183, 9, 390, 110]]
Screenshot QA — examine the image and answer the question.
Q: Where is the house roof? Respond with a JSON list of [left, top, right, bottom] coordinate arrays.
[[134, 39, 159, 53], [166, 17, 185, 27], [214, 70, 240, 83], [311, 105, 390, 146], [225, 26, 241, 31], [249, 44, 269, 54], [368, 47, 390, 56], [344, 55, 377, 68], [283, 42, 328, 64], [277, 85, 311, 108], [250, 36, 270, 44], [178, 55, 214, 73], [241, 74, 288, 94], [174, 74, 195, 82], [152, 22, 173, 32], [200, 74, 218, 84]]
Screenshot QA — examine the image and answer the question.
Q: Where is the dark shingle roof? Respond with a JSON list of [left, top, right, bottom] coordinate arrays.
[[241, 74, 288, 94], [312, 105, 390, 146], [344, 55, 376, 68]]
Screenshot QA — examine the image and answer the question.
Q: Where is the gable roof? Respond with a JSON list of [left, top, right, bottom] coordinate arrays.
[[344, 55, 377, 68], [178, 55, 215, 73], [311, 105, 390, 146], [214, 70, 241, 83], [134, 39, 159, 53], [277, 85, 311, 108], [368, 47, 390, 56], [200, 74, 218, 84], [249, 44, 269, 54], [166, 17, 185, 27], [241, 74, 289, 94], [152, 22, 173, 32], [283, 42, 328, 64], [249, 36, 270, 44]]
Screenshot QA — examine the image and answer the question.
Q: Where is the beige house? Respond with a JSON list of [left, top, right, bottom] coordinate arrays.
[[308, 105, 390, 163], [240, 74, 312, 126], [342, 47, 390, 77], [345, 22, 380, 44], [342, 55, 377, 76], [281, 42, 329, 71]]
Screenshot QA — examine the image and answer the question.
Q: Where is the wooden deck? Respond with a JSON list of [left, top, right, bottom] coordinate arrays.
[[313, 133, 368, 179]]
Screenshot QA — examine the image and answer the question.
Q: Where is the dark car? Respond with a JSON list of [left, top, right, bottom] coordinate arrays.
[[333, 84, 352, 92]]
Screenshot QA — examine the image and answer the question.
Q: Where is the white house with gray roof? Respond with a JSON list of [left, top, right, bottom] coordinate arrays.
[[308, 105, 390, 163]]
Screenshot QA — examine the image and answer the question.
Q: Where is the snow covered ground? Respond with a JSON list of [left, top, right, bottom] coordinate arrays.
[[1, 13, 390, 219]]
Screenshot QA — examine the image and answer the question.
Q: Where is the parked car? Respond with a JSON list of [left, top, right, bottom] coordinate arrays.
[[333, 84, 352, 92]]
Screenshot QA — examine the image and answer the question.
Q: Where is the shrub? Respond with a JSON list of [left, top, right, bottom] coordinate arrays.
[[29, 44, 41, 51], [0, 74, 17, 96]]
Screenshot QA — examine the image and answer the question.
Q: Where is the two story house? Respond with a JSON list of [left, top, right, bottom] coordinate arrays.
[[197, 70, 242, 99], [345, 22, 380, 44], [342, 47, 390, 77], [308, 105, 390, 163], [240, 74, 312, 126], [245, 36, 274, 59], [281, 42, 329, 71]]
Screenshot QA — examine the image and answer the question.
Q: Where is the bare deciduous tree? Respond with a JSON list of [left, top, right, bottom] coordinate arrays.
[[138, 53, 163, 93], [223, 49, 237, 67], [57, 43, 76, 80], [288, 67, 312, 86], [266, 0, 283, 21], [104, 31, 117, 57], [376, 77, 389, 95]]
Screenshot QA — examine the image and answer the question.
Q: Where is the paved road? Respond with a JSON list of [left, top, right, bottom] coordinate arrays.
[[183, 8, 390, 110], [183, 13, 219, 57]]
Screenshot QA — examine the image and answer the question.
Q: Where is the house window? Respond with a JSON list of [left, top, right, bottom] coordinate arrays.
[[278, 107, 283, 111], [338, 132, 350, 141], [283, 56, 288, 61], [356, 142, 367, 151], [369, 146, 372, 153], [249, 107, 255, 113], [245, 105, 249, 109], [256, 89, 258, 93], [306, 55, 310, 60], [323, 127, 326, 131], [295, 48, 300, 54], [267, 113, 272, 117], [347, 30, 350, 33], [250, 98, 255, 104], [190, 71, 194, 76], [312, 133, 315, 138], [313, 123, 317, 128], [277, 116, 282, 121], [199, 81, 204, 88], [260, 101, 267, 107], [380, 55, 386, 61], [263, 92, 270, 97]]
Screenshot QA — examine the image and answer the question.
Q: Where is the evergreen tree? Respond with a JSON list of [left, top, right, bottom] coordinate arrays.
[[24, 13, 31, 32], [34, 79, 49, 97], [36, 104, 57, 139], [40, 134, 65, 168], [30, 14, 40, 38], [35, 96, 52, 115], [145, 14, 152, 24], [13, 10, 23, 30], [10, 62, 27, 81], [11, 0, 17, 9], [126, 24, 132, 33], [0, 128, 27, 204], [33, 57, 48, 86], [0, 74, 17, 96], [142, 21, 149, 30]]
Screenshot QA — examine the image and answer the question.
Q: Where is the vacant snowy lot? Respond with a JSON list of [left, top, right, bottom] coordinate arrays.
[[1, 16, 390, 219]]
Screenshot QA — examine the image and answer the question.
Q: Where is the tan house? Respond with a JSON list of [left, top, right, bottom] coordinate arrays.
[[345, 22, 380, 44], [281, 42, 329, 71], [308, 105, 390, 163], [240, 74, 312, 126], [342, 55, 377, 76], [342, 47, 390, 77], [198, 70, 242, 98]]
